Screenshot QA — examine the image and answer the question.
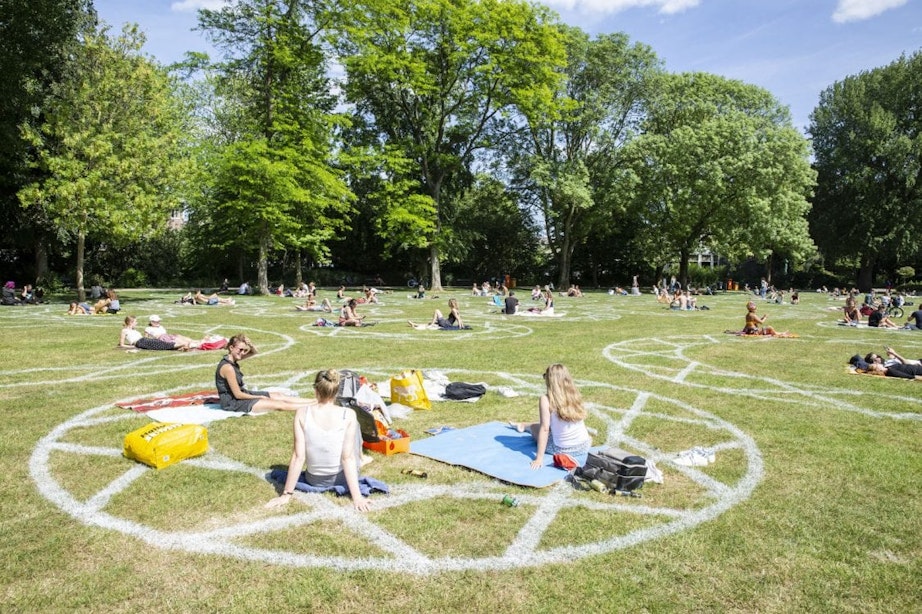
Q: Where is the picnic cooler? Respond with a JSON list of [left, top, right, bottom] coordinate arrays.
[[362, 429, 411, 455], [123, 422, 208, 469], [577, 447, 647, 492]]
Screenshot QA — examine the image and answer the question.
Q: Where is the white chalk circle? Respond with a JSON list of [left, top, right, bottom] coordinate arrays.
[[602, 335, 922, 421], [31, 368, 761, 574], [300, 318, 534, 340]]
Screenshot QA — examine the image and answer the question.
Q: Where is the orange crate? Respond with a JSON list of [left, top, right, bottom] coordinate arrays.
[[362, 429, 410, 455]]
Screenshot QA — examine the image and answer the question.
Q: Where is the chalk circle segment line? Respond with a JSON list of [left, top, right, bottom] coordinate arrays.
[[602, 335, 922, 421], [32, 369, 761, 573]]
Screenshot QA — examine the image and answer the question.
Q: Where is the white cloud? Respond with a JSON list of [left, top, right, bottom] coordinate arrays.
[[171, 0, 227, 12], [832, 0, 909, 23], [542, 0, 700, 16]]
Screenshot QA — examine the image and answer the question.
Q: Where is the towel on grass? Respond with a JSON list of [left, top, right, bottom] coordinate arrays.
[[117, 390, 219, 412], [268, 469, 389, 497], [144, 405, 246, 424], [410, 420, 599, 488]]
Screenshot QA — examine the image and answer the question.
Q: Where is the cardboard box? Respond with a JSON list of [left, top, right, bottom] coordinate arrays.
[[362, 429, 410, 455]]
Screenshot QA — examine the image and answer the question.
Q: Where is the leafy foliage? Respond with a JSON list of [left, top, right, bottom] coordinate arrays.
[[809, 50, 922, 290]]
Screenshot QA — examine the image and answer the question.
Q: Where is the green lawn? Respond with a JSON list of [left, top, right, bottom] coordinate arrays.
[[1, 288, 919, 613]]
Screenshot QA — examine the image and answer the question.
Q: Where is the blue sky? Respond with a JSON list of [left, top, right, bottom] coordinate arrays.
[[94, 0, 921, 132]]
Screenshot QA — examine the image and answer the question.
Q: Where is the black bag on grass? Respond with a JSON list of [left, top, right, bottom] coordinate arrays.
[[576, 447, 647, 492], [444, 382, 486, 400]]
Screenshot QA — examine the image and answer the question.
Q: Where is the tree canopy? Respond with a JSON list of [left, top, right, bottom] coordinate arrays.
[[809, 50, 922, 291], [18, 24, 193, 300], [625, 72, 816, 287]]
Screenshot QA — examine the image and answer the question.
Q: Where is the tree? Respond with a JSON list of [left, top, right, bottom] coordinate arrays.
[[0, 0, 95, 280], [18, 24, 193, 301], [196, 0, 352, 293], [625, 72, 816, 288], [506, 28, 660, 289], [337, 0, 566, 291], [809, 51, 922, 291], [444, 174, 541, 283]]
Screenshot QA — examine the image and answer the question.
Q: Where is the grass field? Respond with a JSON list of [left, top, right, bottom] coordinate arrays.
[[1, 287, 920, 613]]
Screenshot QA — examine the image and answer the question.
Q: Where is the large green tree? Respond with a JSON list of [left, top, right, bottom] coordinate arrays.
[[506, 28, 660, 288], [196, 0, 352, 293], [18, 24, 193, 301], [809, 51, 922, 291], [0, 0, 95, 279], [337, 0, 566, 291], [626, 72, 816, 288]]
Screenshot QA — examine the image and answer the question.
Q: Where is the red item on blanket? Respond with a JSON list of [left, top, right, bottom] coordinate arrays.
[[553, 453, 579, 470], [117, 390, 220, 412]]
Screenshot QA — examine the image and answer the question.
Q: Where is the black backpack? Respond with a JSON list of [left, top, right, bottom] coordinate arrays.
[[576, 447, 647, 493]]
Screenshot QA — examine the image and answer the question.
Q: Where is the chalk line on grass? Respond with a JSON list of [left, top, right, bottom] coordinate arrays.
[[32, 368, 761, 574], [602, 335, 922, 421]]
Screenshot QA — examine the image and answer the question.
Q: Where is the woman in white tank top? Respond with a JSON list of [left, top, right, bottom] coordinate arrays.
[[265, 370, 370, 512], [509, 363, 591, 469]]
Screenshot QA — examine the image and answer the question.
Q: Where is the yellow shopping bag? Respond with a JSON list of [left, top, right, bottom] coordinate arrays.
[[389, 370, 431, 410]]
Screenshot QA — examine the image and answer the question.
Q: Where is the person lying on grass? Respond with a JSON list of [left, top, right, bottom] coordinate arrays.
[[864, 346, 922, 367], [265, 369, 371, 512], [509, 363, 592, 470], [866, 361, 922, 379], [295, 297, 333, 312], [118, 315, 192, 351], [215, 334, 311, 413]]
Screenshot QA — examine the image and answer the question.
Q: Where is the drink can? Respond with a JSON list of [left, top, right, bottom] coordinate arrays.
[[501, 494, 519, 507], [589, 479, 609, 494]]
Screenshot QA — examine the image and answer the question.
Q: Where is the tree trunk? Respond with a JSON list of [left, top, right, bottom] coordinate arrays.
[[429, 243, 443, 291], [294, 249, 303, 287], [75, 228, 86, 302], [857, 254, 875, 293], [237, 252, 245, 286], [34, 240, 49, 283], [678, 246, 690, 290], [258, 234, 269, 295], [765, 252, 773, 285]]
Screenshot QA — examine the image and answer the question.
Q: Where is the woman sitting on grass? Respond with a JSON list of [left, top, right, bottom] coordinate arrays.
[[742, 301, 777, 335], [265, 369, 371, 512], [408, 298, 465, 329], [339, 298, 366, 326], [509, 363, 592, 470], [215, 334, 311, 413]]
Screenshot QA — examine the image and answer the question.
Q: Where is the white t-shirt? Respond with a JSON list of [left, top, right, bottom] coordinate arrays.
[[145, 324, 167, 338], [123, 328, 142, 345]]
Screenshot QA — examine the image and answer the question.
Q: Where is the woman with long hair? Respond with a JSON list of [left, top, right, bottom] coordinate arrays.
[[408, 298, 465, 330], [510, 364, 592, 469]]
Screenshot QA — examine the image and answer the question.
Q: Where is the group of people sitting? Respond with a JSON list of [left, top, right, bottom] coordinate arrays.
[[2, 281, 44, 305], [212, 333, 592, 512], [843, 294, 922, 329], [67, 289, 120, 315]]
